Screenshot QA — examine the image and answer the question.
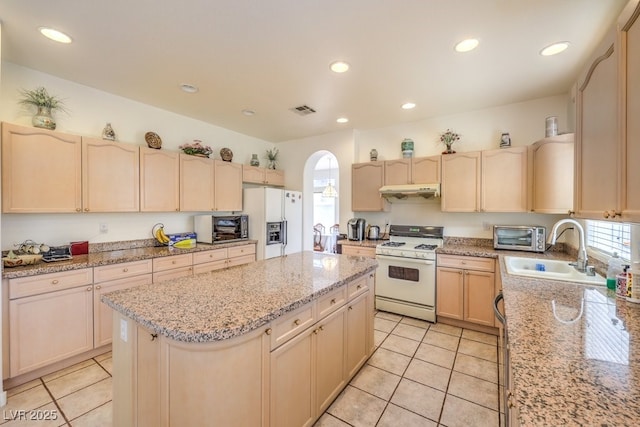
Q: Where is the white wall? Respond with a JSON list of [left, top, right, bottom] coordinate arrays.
[[0, 62, 273, 248], [279, 94, 572, 240]]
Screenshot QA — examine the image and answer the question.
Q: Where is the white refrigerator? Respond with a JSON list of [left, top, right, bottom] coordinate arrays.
[[243, 187, 303, 260]]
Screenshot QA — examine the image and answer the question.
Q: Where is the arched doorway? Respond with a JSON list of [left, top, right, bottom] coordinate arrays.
[[308, 151, 339, 252]]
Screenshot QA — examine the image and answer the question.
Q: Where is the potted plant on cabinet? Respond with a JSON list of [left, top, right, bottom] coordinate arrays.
[[17, 86, 68, 130]]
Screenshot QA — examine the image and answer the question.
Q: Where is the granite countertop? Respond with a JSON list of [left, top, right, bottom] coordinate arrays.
[[2, 240, 258, 279], [101, 251, 378, 343], [498, 257, 640, 426]]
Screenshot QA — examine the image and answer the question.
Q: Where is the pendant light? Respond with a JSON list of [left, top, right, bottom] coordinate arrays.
[[322, 156, 338, 198]]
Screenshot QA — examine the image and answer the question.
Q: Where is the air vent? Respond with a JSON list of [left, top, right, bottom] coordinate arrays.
[[291, 105, 317, 116]]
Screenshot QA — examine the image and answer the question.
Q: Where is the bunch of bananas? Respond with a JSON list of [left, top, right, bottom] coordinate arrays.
[[152, 223, 170, 245]]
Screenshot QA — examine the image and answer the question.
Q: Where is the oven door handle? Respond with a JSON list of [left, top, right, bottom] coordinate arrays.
[[375, 254, 435, 265]]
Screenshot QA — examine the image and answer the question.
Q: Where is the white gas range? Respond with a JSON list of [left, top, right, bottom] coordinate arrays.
[[375, 225, 444, 322]]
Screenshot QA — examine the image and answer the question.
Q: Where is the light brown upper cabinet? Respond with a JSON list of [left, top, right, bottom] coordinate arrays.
[[620, 0, 640, 222], [243, 165, 285, 186], [441, 147, 527, 213], [384, 155, 441, 185], [441, 152, 481, 212], [214, 160, 243, 211], [530, 134, 574, 214], [412, 156, 441, 183], [140, 147, 180, 212], [82, 137, 140, 212], [180, 154, 215, 212], [352, 162, 386, 212], [481, 146, 528, 213], [2, 122, 82, 213], [574, 25, 619, 219]]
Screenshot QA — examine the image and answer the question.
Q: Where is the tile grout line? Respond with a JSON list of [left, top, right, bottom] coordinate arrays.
[[40, 377, 71, 426]]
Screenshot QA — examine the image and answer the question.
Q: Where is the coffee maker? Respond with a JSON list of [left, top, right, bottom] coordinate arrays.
[[347, 218, 366, 241]]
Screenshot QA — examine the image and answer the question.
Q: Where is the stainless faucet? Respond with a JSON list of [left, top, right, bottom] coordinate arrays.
[[547, 218, 589, 273]]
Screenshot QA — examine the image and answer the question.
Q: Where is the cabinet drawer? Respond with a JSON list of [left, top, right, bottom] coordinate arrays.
[[94, 259, 153, 283], [437, 255, 495, 272], [193, 249, 227, 265], [228, 244, 256, 258], [152, 266, 193, 283], [227, 254, 255, 268], [271, 303, 315, 350], [153, 254, 193, 272], [342, 246, 376, 258], [347, 275, 369, 300], [317, 287, 347, 318], [9, 268, 93, 299], [193, 260, 228, 275]]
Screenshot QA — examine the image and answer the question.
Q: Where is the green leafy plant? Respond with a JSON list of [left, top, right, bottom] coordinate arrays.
[[440, 129, 460, 145], [179, 140, 213, 157], [266, 148, 279, 161], [18, 86, 67, 112]]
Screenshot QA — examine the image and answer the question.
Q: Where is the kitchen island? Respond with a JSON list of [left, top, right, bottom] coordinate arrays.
[[102, 251, 377, 427]]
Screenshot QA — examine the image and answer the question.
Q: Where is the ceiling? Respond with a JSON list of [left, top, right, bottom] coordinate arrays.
[[0, 0, 627, 143]]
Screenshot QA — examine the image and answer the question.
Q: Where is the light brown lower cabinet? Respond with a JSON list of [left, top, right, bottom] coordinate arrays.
[[112, 272, 374, 426], [436, 255, 496, 327], [341, 245, 376, 258]]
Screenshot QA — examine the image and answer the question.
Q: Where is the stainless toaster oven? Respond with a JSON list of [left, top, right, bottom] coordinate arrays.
[[493, 225, 546, 253]]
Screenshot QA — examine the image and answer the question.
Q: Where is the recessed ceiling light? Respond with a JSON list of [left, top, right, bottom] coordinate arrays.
[[455, 38, 479, 53], [401, 102, 416, 110], [540, 42, 570, 56], [38, 27, 72, 44], [242, 109, 256, 116], [336, 117, 349, 123], [179, 83, 199, 93], [330, 61, 350, 73]]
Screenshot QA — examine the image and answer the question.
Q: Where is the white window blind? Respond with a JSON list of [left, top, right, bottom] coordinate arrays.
[[586, 220, 631, 260]]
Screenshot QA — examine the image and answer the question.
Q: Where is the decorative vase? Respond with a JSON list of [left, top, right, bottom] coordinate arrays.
[[267, 160, 277, 170], [32, 106, 56, 130], [443, 143, 456, 154], [102, 123, 116, 141], [370, 149, 378, 161], [401, 138, 414, 152], [250, 154, 260, 166]]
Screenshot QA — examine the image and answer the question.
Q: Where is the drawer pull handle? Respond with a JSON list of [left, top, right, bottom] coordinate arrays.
[[357, 285, 362, 290], [172, 260, 177, 264], [87, 287, 92, 291], [294, 319, 301, 326], [313, 328, 319, 335], [95, 285, 101, 290], [51, 279, 59, 285], [123, 268, 129, 272], [265, 328, 272, 335], [319, 325, 324, 331], [459, 271, 463, 275], [330, 298, 336, 305], [151, 333, 158, 341]]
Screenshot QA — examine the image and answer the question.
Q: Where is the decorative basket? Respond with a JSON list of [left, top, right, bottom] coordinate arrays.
[[3, 254, 43, 267]]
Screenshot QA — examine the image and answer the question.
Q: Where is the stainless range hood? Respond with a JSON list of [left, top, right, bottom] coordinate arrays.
[[379, 183, 440, 200]]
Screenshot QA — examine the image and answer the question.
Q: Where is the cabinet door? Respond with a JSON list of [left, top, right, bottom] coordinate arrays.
[[180, 154, 214, 211], [575, 27, 619, 219], [481, 147, 528, 212], [441, 152, 481, 212], [94, 274, 152, 347], [243, 165, 265, 184], [2, 123, 82, 213], [316, 307, 346, 414], [341, 245, 376, 258], [351, 162, 385, 211], [140, 147, 180, 212], [270, 328, 314, 427], [622, 2, 640, 221], [530, 136, 574, 214], [265, 169, 285, 186], [412, 155, 441, 183], [82, 138, 140, 212], [436, 267, 464, 320], [214, 160, 243, 211], [10, 285, 93, 376], [345, 292, 368, 379], [152, 266, 193, 283], [384, 159, 411, 185], [463, 270, 496, 327]]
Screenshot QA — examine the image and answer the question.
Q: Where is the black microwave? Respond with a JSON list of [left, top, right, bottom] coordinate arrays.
[[194, 215, 249, 244]]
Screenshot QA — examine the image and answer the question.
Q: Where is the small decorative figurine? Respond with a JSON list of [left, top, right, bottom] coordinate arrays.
[[250, 154, 260, 166], [102, 123, 116, 141], [500, 132, 511, 148], [370, 148, 378, 161]]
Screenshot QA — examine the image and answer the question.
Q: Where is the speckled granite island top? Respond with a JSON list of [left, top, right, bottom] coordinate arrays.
[[499, 257, 640, 426], [102, 251, 377, 343]]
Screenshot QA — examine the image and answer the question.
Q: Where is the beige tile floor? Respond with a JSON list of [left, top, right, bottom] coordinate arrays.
[[1, 311, 501, 427]]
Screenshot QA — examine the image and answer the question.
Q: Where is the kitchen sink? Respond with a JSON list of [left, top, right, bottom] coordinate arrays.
[[504, 256, 606, 286]]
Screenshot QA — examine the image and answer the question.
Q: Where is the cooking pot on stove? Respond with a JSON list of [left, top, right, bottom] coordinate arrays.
[[367, 225, 381, 240]]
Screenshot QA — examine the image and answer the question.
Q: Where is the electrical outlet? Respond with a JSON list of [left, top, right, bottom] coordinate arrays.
[[120, 319, 128, 342], [482, 221, 491, 231], [100, 223, 108, 233], [384, 218, 390, 226]]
